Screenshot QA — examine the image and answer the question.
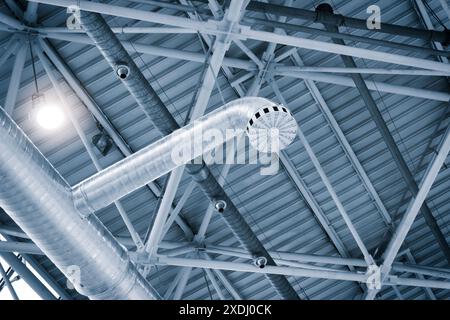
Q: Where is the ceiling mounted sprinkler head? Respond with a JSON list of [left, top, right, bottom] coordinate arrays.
[[214, 199, 227, 213], [253, 256, 268, 269], [246, 105, 298, 153], [115, 63, 130, 80]]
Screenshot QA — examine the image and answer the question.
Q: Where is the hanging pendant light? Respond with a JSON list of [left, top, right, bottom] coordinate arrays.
[[33, 93, 65, 130]]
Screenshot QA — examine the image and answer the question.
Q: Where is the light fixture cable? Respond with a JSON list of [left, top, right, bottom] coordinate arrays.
[[28, 37, 39, 96]]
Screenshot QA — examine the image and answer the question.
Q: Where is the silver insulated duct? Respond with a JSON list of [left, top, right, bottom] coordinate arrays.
[[0, 107, 159, 300], [73, 97, 298, 213], [79, 10, 301, 299]]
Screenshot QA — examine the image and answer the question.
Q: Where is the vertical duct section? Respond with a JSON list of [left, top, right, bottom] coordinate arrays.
[[79, 11, 300, 300], [0, 107, 159, 300]]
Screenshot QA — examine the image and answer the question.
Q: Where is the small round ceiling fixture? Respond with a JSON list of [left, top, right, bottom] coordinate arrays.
[[246, 105, 298, 153], [34, 96, 65, 130]]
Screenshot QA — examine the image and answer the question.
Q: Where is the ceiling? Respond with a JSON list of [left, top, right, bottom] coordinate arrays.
[[0, 0, 449, 300]]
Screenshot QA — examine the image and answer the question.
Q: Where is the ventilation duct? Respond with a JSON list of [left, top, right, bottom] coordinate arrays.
[[0, 107, 160, 300], [79, 10, 300, 300], [73, 97, 297, 213]]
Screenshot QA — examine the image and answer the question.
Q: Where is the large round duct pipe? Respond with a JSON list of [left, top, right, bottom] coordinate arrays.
[[0, 107, 159, 300], [73, 97, 298, 214]]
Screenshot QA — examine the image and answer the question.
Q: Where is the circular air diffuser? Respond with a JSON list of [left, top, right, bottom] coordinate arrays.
[[246, 105, 298, 153]]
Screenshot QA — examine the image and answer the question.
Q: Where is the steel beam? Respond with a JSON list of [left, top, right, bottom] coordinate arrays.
[[37, 31, 450, 102], [413, 0, 449, 65], [144, 169, 186, 256], [203, 267, 226, 299], [0, 223, 177, 253], [438, 0, 450, 21], [6, 237, 450, 285], [286, 52, 392, 226], [0, 261, 19, 300], [163, 267, 184, 299], [4, 232, 450, 289], [0, 35, 21, 68], [317, 5, 450, 267], [157, 255, 368, 283], [0, 231, 72, 300], [405, 251, 436, 300], [203, 253, 242, 300], [202, 246, 354, 272], [3, 0, 24, 21], [271, 81, 374, 265], [244, 24, 450, 74], [273, 69, 450, 102], [0, 241, 43, 255], [383, 122, 450, 266], [275, 65, 450, 77], [4, 41, 27, 115], [38, 33, 256, 71], [365, 120, 450, 299], [24, 2, 39, 24], [0, 225, 30, 239], [173, 266, 192, 300], [393, 262, 450, 281], [241, 16, 450, 59], [19, 254, 71, 300], [241, 0, 450, 43], [28, 0, 450, 73], [156, 255, 450, 290], [160, 181, 196, 239], [258, 10, 367, 277], [183, 0, 248, 98], [0, 253, 56, 300], [0, 11, 25, 30], [392, 286, 404, 300], [203, 244, 367, 268], [37, 26, 197, 34]]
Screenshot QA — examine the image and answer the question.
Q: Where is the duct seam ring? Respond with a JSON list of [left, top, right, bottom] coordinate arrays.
[[73, 186, 95, 219], [89, 261, 137, 300]]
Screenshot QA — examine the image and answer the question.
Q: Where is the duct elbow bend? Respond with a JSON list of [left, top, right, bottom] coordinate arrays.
[[71, 97, 298, 214]]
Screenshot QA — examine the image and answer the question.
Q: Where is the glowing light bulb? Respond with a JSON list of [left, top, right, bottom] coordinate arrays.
[[36, 104, 65, 130]]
